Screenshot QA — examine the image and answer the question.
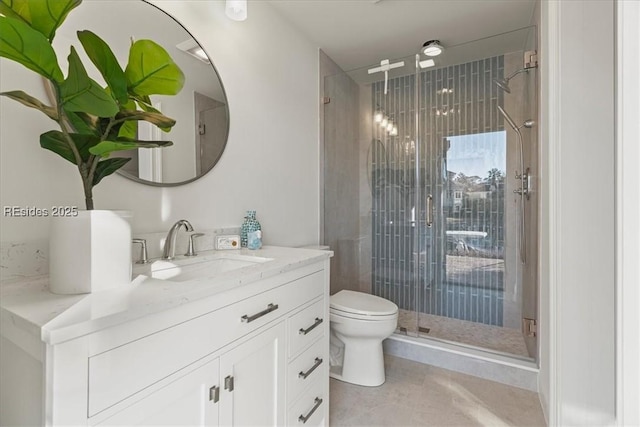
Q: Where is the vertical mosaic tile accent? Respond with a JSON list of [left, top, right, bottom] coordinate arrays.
[[371, 56, 506, 327]]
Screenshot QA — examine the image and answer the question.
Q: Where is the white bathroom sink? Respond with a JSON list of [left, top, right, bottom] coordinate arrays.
[[150, 254, 272, 282]]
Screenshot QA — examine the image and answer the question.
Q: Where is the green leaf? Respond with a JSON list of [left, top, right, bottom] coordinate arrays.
[[125, 40, 185, 96], [132, 94, 155, 110], [40, 130, 75, 164], [116, 98, 137, 138], [29, 0, 81, 41], [40, 130, 100, 164], [0, 1, 31, 24], [116, 110, 176, 129], [93, 157, 130, 186], [89, 138, 173, 158], [0, 90, 58, 120], [0, 16, 63, 81], [129, 96, 172, 131], [0, 0, 81, 41], [77, 30, 128, 104], [118, 120, 137, 139], [59, 46, 119, 117], [64, 109, 99, 135]]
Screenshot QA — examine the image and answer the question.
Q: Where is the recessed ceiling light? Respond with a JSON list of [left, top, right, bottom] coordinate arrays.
[[422, 40, 444, 57], [176, 39, 210, 64]]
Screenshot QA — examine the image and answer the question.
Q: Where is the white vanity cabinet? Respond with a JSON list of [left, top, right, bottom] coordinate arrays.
[[0, 248, 331, 427], [96, 355, 221, 426], [99, 321, 286, 427]]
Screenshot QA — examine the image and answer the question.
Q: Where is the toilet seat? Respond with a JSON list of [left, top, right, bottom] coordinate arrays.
[[330, 290, 398, 321], [330, 307, 397, 321]]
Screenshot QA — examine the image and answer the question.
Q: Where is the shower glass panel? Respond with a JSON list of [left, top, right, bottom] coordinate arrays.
[[323, 26, 537, 361]]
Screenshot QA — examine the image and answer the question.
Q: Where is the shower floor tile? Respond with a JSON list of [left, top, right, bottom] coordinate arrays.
[[397, 310, 530, 358], [330, 355, 546, 427]]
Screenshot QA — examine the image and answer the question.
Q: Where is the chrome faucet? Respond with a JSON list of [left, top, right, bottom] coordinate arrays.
[[162, 219, 194, 260]]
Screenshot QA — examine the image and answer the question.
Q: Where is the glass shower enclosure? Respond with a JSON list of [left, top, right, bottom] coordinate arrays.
[[323, 27, 538, 360]]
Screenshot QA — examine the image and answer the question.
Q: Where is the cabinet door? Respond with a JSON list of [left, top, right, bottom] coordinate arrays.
[[98, 358, 220, 426], [219, 321, 286, 427]]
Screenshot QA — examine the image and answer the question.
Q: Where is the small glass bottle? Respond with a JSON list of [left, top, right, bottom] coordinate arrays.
[[240, 210, 261, 248]]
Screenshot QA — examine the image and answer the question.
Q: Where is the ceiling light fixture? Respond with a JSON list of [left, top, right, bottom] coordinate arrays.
[[374, 109, 384, 123], [176, 39, 210, 64], [419, 59, 435, 69], [386, 120, 394, 132], [422, 40, 444, 57], [226, 0, 247, 21]]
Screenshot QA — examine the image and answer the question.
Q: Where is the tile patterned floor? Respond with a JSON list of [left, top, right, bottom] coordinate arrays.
[[397, 310, 531, 358], [330, 355, 546, 427]]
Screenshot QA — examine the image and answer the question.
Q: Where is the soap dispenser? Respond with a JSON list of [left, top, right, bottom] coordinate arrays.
[[240, 210, 261, 248]]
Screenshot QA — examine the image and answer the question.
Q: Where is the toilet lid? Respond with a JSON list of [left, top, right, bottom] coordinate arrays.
[[330, 290, 398, 316]]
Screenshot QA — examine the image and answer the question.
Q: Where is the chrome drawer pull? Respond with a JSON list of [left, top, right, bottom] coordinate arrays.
[[241, 303, 279, 323], [298, 397, 323, 424], [299, 317, 323, 335], [298, 357, 323, 379], [224, 375, 234, 392], [209, 385, 219, 403]]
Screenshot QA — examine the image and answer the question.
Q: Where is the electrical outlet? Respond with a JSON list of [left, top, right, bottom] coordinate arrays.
[[216, 235, 240, 250]]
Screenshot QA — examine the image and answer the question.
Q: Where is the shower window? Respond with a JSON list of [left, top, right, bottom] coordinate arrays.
[[430, 131, 507, 326]]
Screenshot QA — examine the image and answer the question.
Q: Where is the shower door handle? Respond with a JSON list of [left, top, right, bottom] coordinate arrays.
[[426, 195, 433, 227]]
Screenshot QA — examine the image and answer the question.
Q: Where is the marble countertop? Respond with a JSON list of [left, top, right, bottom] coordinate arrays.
[[0, 246, 331, 346]]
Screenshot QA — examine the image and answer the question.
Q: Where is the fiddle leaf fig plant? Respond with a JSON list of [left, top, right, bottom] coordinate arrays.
[[0, 0, 185, 209]]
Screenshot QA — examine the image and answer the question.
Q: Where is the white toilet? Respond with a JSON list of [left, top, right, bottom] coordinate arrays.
[[329, 290, 398, 387]]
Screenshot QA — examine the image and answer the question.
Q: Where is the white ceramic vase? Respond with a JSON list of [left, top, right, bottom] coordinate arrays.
[[49, 210, 132, 295]]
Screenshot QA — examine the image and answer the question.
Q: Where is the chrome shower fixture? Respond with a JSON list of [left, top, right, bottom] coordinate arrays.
[[368, 59, 405, 95], [494, 51, 538, 93], [497, 106, 534, 132], [497, 105, 535, 264], [497, 105, 518, 129], [494, 68, 532, 93]]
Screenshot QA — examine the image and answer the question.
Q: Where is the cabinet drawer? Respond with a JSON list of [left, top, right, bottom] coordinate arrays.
[[89, 271, 323, 416], [287, 339, 326, 404], [288, 298, 325, 358], [287, 377, 326, 427]]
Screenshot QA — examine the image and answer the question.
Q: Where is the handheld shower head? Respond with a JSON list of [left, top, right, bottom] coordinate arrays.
[[497, 105, 519, 131], [494, 78, 511, 93], [497, 106, 536, 132]]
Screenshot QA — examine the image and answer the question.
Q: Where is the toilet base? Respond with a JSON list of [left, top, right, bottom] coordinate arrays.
[[330, 335, 386, 387], [330, 368, 386, 387]]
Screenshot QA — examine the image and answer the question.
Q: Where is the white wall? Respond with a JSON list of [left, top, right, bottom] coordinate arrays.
[[0, 1, 319, 254], [539, 0, 616, 424], [616, 1, 640, 425]]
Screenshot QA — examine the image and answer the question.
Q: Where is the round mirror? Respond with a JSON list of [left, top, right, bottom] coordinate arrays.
[[53, 0, 229, 186]]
